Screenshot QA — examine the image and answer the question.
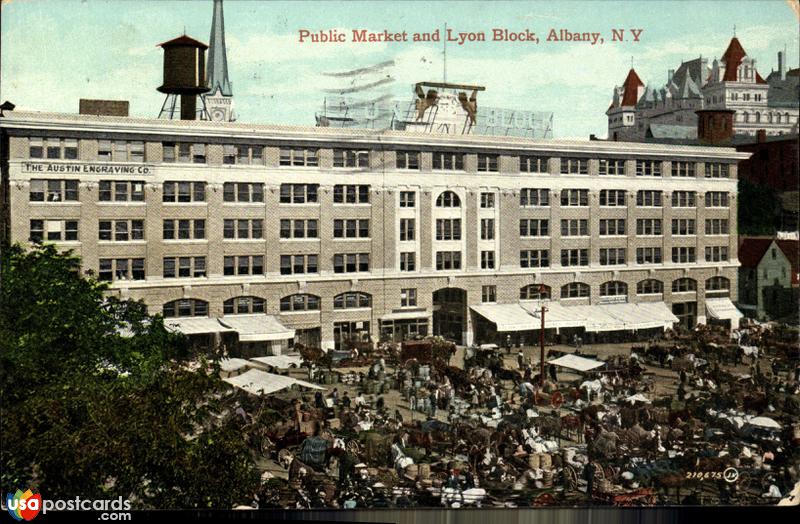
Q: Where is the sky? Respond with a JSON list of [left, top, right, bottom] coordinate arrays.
[[1, 0, 798, 138]]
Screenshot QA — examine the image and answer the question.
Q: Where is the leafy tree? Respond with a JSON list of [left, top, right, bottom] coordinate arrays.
[[738, 179, 779, 236], [0, 243, 259, 508]]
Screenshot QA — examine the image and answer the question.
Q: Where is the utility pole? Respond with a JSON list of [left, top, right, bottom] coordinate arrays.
[[538, 283, 548, 385]]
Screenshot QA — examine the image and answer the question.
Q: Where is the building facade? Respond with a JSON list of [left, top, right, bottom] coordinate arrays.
[[607, 38, 800, 142], [0, 110, 749, 351], [738, 237, 800, 321]]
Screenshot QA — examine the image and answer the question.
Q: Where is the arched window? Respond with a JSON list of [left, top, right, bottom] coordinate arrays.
[[776, 113, 782, 124], [600, 281, 628, 297], [223, 296, 266, 315], [436, 191, 460, 208], [636, 279, 664, 295], [279, 294, 320, 312], [705, 276, 730, 292], [768, 113, 773, 123], [742, 112, 749, 123], [520, 284, 551, 300], [561, 282, 590, 299], [333, 292, 372, 309], [672, 278, 697, 293], [755, 112, 761, 123], [163, 298, 208, 318]]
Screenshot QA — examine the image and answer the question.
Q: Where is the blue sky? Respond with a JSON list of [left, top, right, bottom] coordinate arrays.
[[1, 0, 798, 138]]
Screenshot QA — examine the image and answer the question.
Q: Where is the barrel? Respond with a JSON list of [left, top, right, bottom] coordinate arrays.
[[540, 453, 552, 470], [419, 463, 431, 480], [405, 464, 419, 479], [528, 453, 541, 469]]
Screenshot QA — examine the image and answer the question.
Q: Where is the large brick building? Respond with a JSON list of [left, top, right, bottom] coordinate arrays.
[[0, 109, 749, 353]]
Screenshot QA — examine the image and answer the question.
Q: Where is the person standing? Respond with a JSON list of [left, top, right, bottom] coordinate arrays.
[[506, 334, 513, 354]]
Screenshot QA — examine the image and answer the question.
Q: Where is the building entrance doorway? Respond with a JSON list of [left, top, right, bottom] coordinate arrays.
[[432, 288, 467, 345]]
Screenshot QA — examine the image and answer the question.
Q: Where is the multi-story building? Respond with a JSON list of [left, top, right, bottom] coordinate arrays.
[[0, 108, 749, 353], [607, 37, 799, 142]]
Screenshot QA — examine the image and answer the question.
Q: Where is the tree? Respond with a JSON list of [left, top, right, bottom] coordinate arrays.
[[738, 179, 779, 236], [0, 243, 259, 508]]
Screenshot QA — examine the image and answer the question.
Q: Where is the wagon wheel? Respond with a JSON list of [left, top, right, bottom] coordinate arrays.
[[564, 465, 579, 491], [592, 461, 606, 482], [604, 465, 617, 483], [347, 440, 361, 455], [533, 492, 556, 506]]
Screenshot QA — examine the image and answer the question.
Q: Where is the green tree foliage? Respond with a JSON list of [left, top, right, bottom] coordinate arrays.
[[738, 179, 779, 236], [0, 244, 259, 508]]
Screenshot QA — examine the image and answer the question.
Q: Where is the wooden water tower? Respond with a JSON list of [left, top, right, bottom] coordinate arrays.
[[157, 35, 211, 120]]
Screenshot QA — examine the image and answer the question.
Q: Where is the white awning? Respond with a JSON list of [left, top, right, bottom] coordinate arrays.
[[470, 303, 537, 332], [223, 369, 324, 396], [380, 310, 431, 321], [549, 354, 605, 372], [520, 301, 677, 332], [219, 314, 295, 342], [521, 302, 585, 329], [604, 302, 678, 330], [250, 355, 304, 369], [706, 298, 744, 320], [164, 317, 235, 335]]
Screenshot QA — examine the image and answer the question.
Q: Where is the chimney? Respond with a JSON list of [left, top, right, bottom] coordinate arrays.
[[757, 129, 767, 143], [778, 51, 786, 80], [79, 99, 129, 117]]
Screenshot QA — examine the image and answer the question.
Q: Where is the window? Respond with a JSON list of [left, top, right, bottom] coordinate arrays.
[[477, 154, 499, 172], [333, 219, 370, 239], [29, 137, 44, 158], [671, 191, 696, 207], [599, 159, 625, 176], [600, 281, 627, 297], [705, 246, 729, 262], [333, 184, 370, 204], [599, 248, 626, 265], [481, 251, 495, 269], [520, 156, 549, 173], [280, 255, 319, 275], [482, 285, 497, 303], [334, 292, 372, 309], [672, 278, 697, 292], [432, 151, 464, 170], [98, 258, 145, 282], [400, 288, 417, 307], [561, 219, 589, 236], [480, 192, 495, 208], [333, 149, 369, 168], [163, 256, 206, 278], [162, 219, 203, 240], [705, 163, 730, 178], [228, 144, 264, 165], [163, 299, 208, 318], [671, 247, 696, 263], [30, 179, 79, 202], [279, 184, 318, 204], [436, 251, 462, 270], [396, 151, 419, 169], [561, 282, 589, 298], [560, 189, 589, 206], [333, 253, 370, 273], [222, 182, 263, 203], [161, 181, 204, 203], [279, 219, 318, 239], [400, 252, 416, 271], [280, 294, 320, 312], [279, 147, 318, 167], [520, 249, 550, 268], [399, 219, 415, 241], [480, 219, 494, 240], [636, 160, 662, 177], [436, 219, 461, 241], [98, 220, 143, 241], [636, 247, 662, 264], [222, 255, 263, 276], [560, 157, 588, 175], [599, 189, 626, 206], [671, 219, 696, 236], [636, 219, 662, 236], [399, 191, 416, 207], [599, 219, 625, 236], [705, 192, 729, 207], [673, 161, 695, 177], [636, 190, 663, 207], [637, 279, 663, 295], [436, 191, 460, 207], [520, 284, 551, 300], [560, 249, 588, 266], [705, 219, 729, 235], [34, 138, 77, 160], [705, 276, 730, 294], [224, 296, 266, 315], [520, 219, 549, 237], [223, 219, 263, 239], [520, 188, 549, 207], [29, 219, 78, 242]]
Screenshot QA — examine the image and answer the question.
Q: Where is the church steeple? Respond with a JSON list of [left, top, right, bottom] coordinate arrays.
[[203, 0, 235, 121]]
